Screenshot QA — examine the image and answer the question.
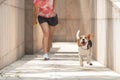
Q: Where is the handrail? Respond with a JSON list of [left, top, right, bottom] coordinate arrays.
[[109, 0, 120, 11]]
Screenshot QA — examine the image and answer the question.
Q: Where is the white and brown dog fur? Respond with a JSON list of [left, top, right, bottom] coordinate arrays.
[[76, 30, 93, 67]]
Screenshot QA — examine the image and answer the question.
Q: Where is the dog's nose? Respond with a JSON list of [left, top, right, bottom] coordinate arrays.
[[83, 39, 85, 41]]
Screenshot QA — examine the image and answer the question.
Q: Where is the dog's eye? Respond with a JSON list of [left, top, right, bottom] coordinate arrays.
[[85, 37, 87, 39], [80, 37, 82, 39]]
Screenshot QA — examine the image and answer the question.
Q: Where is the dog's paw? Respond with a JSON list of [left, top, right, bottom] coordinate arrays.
[[80, 64, 83, 67], [89, 63, 93, 66]]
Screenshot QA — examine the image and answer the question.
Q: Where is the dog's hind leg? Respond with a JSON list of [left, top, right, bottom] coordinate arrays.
[[87, 49, 93, 65]]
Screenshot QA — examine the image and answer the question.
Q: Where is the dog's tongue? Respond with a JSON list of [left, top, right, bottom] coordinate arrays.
[[82, 42, 86, 45]]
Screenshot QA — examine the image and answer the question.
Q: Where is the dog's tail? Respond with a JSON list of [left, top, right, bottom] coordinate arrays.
[[76, 30, 80, 40]]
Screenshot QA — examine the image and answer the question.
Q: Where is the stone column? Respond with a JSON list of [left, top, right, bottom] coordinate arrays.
[[91, 0, 97, 60], [106, 0, 114, 70], [96, 0, 107, 65], [25, 0, 34, 54], [111, 1, 120, 73], [95, 0, 120, 73]]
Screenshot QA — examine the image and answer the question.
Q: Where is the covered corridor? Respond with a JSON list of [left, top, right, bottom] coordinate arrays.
[[0, 0, 120, 80]]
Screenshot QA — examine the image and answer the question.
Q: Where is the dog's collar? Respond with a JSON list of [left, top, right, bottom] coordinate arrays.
[[81, 46, 88, 50]]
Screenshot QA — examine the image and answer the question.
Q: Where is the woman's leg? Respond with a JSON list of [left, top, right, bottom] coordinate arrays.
[[40, 22, 49, 54], [48, 26, 55, 52], [47, 14, 58, 52]]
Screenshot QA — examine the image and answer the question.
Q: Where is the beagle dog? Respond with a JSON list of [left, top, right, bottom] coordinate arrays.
[[76, 30, 93, 67]]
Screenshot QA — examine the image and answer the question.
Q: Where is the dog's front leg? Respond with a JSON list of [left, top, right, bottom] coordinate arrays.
[[79, 53, 83, 67], [87, 49, 93, 65], [87, 53, 90, 64]]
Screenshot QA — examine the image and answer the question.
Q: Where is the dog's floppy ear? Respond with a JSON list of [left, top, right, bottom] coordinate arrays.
[[87, 34, 94, 40], [77, 39, 81, 47]]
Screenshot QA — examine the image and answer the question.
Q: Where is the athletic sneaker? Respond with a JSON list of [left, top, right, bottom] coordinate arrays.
[[43, 53, 50, 60]]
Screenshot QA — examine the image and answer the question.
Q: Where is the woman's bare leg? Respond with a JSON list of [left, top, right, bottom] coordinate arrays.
[[48, 26, 55, 52], [40, 22, 49, 54]]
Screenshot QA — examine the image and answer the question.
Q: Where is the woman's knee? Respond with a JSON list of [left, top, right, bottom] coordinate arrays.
[[43, 31, 49, 37]]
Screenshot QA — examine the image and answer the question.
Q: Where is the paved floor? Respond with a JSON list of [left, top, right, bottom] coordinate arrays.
[[0, 43, 120, 80]]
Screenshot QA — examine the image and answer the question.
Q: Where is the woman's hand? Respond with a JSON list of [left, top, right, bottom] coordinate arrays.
[[50, 11, 56, 17]]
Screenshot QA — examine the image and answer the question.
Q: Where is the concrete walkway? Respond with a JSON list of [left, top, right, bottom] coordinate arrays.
[[0, 43, 120, 80]]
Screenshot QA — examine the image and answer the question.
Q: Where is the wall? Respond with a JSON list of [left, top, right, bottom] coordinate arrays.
[[108, 0, 120, 73], [96, 0, 108, 65], [94, 0, 120, 73], [54, 0, 92, 42], [0, 0, 25, 69]]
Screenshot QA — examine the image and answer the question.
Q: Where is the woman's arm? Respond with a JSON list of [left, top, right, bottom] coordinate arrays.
[[53, 0, 56, 16], [33, 0, 39, 15], [34, 5, 38, 25], [34, 5, 38, 16], [53, 0, 56, 9]]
